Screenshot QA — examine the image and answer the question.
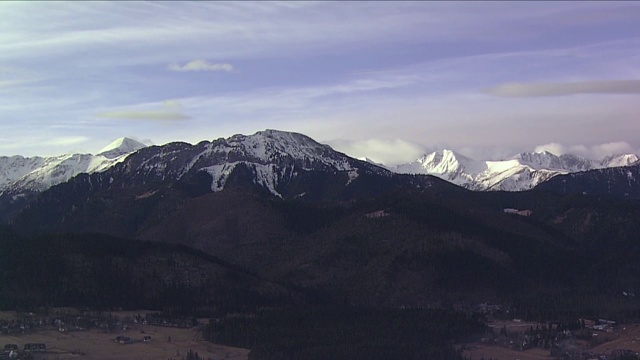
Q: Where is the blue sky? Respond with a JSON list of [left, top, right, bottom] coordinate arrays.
[[1, 1, 639, 164]]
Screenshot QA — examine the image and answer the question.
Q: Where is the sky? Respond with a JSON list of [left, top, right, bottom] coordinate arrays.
[[1, 1, 639, 164]]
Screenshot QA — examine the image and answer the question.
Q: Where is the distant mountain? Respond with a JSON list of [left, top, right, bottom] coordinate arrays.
[[0, 137, 147, 194], [358, 157, 386, 168], [92, 129, 441, 200], [97, 137, 148, 158], [4, 133, 637, 197], [391, 150, 639, 191], [0, 137, 147, 221]]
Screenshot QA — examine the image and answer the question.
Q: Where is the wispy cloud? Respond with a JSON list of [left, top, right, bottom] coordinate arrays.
[[0, 67, 42, 91], [0, 135, 91, 156], [97, 111, 190, 121], [533, 141, 637, 159], [325, 138, 427, 166], [483, 80, 640, 97], [167, 60, 233, 72], [96, 100, 190, 122], [7, 2, 634, 66], [42, 136, 91, 147]]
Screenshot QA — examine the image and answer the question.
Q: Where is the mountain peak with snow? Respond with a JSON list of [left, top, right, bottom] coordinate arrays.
[[0, 137, 148, 195], [600, 153, 640, 168], [97, 137, 148, 158], [88, 129, 390, 198], [391, 148, 640, 191], [2, 130, 639, 197]]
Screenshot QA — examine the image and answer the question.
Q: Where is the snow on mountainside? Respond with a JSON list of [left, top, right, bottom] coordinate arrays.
[[390, 149, 640, 191], [201, 131, 356, 194], [3, 130, 638, 197], [0, 137, 147, 194], [0, 156, 45, 191], [600, 154, 640, 168], [98, 137, 148, 158], [119, 129, 390, 197]]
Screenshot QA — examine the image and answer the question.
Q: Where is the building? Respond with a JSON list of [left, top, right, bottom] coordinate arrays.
[[503, 208, 533, 216]]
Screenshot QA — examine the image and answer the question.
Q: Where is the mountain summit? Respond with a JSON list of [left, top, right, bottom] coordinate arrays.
[[97, 137, 147, 158], [109, 129, 393, 198]]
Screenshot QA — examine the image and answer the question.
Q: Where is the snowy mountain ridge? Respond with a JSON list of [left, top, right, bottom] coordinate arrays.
[[390, 149, 640, 191], [117, 129, 389, 198], [0, 137, 147, 195], [2, 130, 638, 197]]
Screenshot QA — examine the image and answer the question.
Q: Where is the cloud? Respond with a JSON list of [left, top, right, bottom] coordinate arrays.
[[533, 143, 567, 156], [483, 80, 640, 97], [167, 60, 233, 72], [327, 138, 427, 166], [0, 67, 42, 91], [533, 141, 636, 159], [0, 135, 91, 156], [42, 136, 91, 147], [455, 146, 519, 161], [96, 100, 191, 121], [97, 111, 190, 121]]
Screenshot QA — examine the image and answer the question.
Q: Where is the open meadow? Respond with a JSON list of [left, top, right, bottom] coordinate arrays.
[[0, 311, 248, 360]]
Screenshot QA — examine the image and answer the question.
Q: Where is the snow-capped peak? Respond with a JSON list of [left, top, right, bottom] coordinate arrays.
[[116, 130, 387, 198], [390, 148, 640, 192], [600, 154, 640, 168], [512, 151, 592, 172], [419, 149, 476, 171], [98, 137, 147, 158], [0, 137, 148, 194], [393, 149, 486, 185], [203, 129, 356, 173]]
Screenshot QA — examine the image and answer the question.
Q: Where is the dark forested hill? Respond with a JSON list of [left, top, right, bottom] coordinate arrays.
[[535, 163, 640, 199], [0, 226, 306, 312], [6, 181, 640, 317]]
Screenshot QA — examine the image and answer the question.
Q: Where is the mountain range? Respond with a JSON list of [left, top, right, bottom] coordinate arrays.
[[2, 131, 638, 201], [0, 137, 147, 195], [391, 149, 639, 191]]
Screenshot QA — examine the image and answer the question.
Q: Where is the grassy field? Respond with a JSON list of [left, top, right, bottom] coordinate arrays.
[[0, 311, 248, 360]]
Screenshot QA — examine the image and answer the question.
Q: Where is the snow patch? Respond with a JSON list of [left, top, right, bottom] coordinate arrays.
[[346, 169, 359, 185]]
